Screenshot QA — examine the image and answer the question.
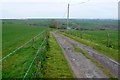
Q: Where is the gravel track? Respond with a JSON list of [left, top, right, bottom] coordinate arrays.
[[52, 32, 108, 78], [58, 32, 120, 78]]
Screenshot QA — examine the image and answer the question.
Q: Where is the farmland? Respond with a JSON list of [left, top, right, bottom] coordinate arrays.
[[1, 19, 119, 78], [2, 19, 118, 30], [2, 22, 73, 78], [2, 23, 48, 78], [3, 24, 48, 57], [64, 30, 118, 49]]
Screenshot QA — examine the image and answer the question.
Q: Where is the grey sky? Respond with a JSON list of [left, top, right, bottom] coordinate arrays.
[[1, 0, 119, 19]]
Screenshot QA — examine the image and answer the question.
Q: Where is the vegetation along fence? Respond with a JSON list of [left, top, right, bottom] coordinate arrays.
[[64, 30, 118, 49], [2, 30, 49, 79]]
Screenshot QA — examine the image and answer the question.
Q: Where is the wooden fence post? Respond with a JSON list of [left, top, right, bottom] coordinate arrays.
[[32, 38, 35, 54], [81, 31, 83, 39], [106, 31, 110, 47], [32, 38, 37, 77]]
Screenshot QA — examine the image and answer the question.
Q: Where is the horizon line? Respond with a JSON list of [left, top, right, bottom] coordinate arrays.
[[0, 18, 118, 20]]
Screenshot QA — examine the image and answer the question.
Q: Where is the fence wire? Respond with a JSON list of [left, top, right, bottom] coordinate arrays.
[[2, 29, 49, 79], [0, 31, 45, 62], [23, 35, 47, 80]]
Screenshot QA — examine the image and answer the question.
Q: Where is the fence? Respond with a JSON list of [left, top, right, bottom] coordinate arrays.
[[64, 30, 118, 49], [2, 30, 49, 79]]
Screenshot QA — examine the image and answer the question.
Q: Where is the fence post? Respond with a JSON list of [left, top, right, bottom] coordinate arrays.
[[80, 31, 83, 39], [32, 38, 35, 54], [32, 38, 37, 77], [106, 31, 110, 47]]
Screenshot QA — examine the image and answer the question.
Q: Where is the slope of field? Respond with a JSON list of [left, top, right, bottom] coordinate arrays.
[[2, 24, 48, 78]]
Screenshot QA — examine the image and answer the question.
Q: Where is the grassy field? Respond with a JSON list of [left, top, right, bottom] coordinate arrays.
[[56, 19, 117, 29], [65, 30, 118, 49], [43, 33, 73, 78], [0, 21, 2, 80], [61, 30, 118, 62], [3, 24, 48, 57], [2, 23, 48, 78], [2, 19, 50, 24], [2, 19, 117, 30]]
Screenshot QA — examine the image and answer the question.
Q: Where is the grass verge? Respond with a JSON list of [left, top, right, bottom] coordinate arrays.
[[43, 32, 73, 78], [72, 44, 116, 79]]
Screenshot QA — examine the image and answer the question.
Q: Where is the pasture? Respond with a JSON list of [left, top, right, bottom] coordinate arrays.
[[2, 19, 118, 30], [66, 30, 118, 49], [2, 23, 48, 78]]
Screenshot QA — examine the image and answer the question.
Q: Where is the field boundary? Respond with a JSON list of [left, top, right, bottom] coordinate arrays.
[[23, 36, 47, 79], [0, 30, 45, 62]]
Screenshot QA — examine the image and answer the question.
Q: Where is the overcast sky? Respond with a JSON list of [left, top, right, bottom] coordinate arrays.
[[0, 0, 120, 19]]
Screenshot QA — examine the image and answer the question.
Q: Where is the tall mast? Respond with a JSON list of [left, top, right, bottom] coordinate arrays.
[[67, 3, 69, 29]]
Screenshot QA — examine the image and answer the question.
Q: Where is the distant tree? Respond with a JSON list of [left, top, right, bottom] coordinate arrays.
[[49, 19, 57, 28], [72, 24, 80, 30], [57, 23, 66, 29]]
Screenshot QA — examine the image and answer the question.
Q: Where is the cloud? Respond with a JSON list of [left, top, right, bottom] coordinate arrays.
[[1, 0, 119, 19], [2, 0, 119, 3]]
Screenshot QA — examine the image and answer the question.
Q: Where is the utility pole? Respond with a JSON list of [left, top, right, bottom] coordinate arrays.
[[67, 3, 69, 29]]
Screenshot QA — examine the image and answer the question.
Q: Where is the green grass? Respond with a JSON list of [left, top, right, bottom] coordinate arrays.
[[0, 20, 2, 80], [56, 19, 117, 29], [61, 31, 119, 62], [0, 21, 2, 55], [43, 32, 73, 78], [3, 19, 117, 30], [2, 24, 48, 78], [66, 30, 118, 49], [2, 19, 50, 24], [72, 45, 115, 79], [3, 24, 48, 57]]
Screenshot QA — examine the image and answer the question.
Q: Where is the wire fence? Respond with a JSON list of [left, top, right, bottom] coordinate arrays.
[[23, 35, 47, 79], [0, 30, 45, 62], [2, 30, 49, 79], [64, 30, 117, 48]]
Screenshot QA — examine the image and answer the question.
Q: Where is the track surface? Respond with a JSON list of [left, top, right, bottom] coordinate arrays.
[[52, 32, 108, 78], [59, 32, 120, 78]]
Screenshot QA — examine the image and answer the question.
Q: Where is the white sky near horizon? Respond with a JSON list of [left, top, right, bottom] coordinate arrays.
[[0, 0, 120, 19]]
